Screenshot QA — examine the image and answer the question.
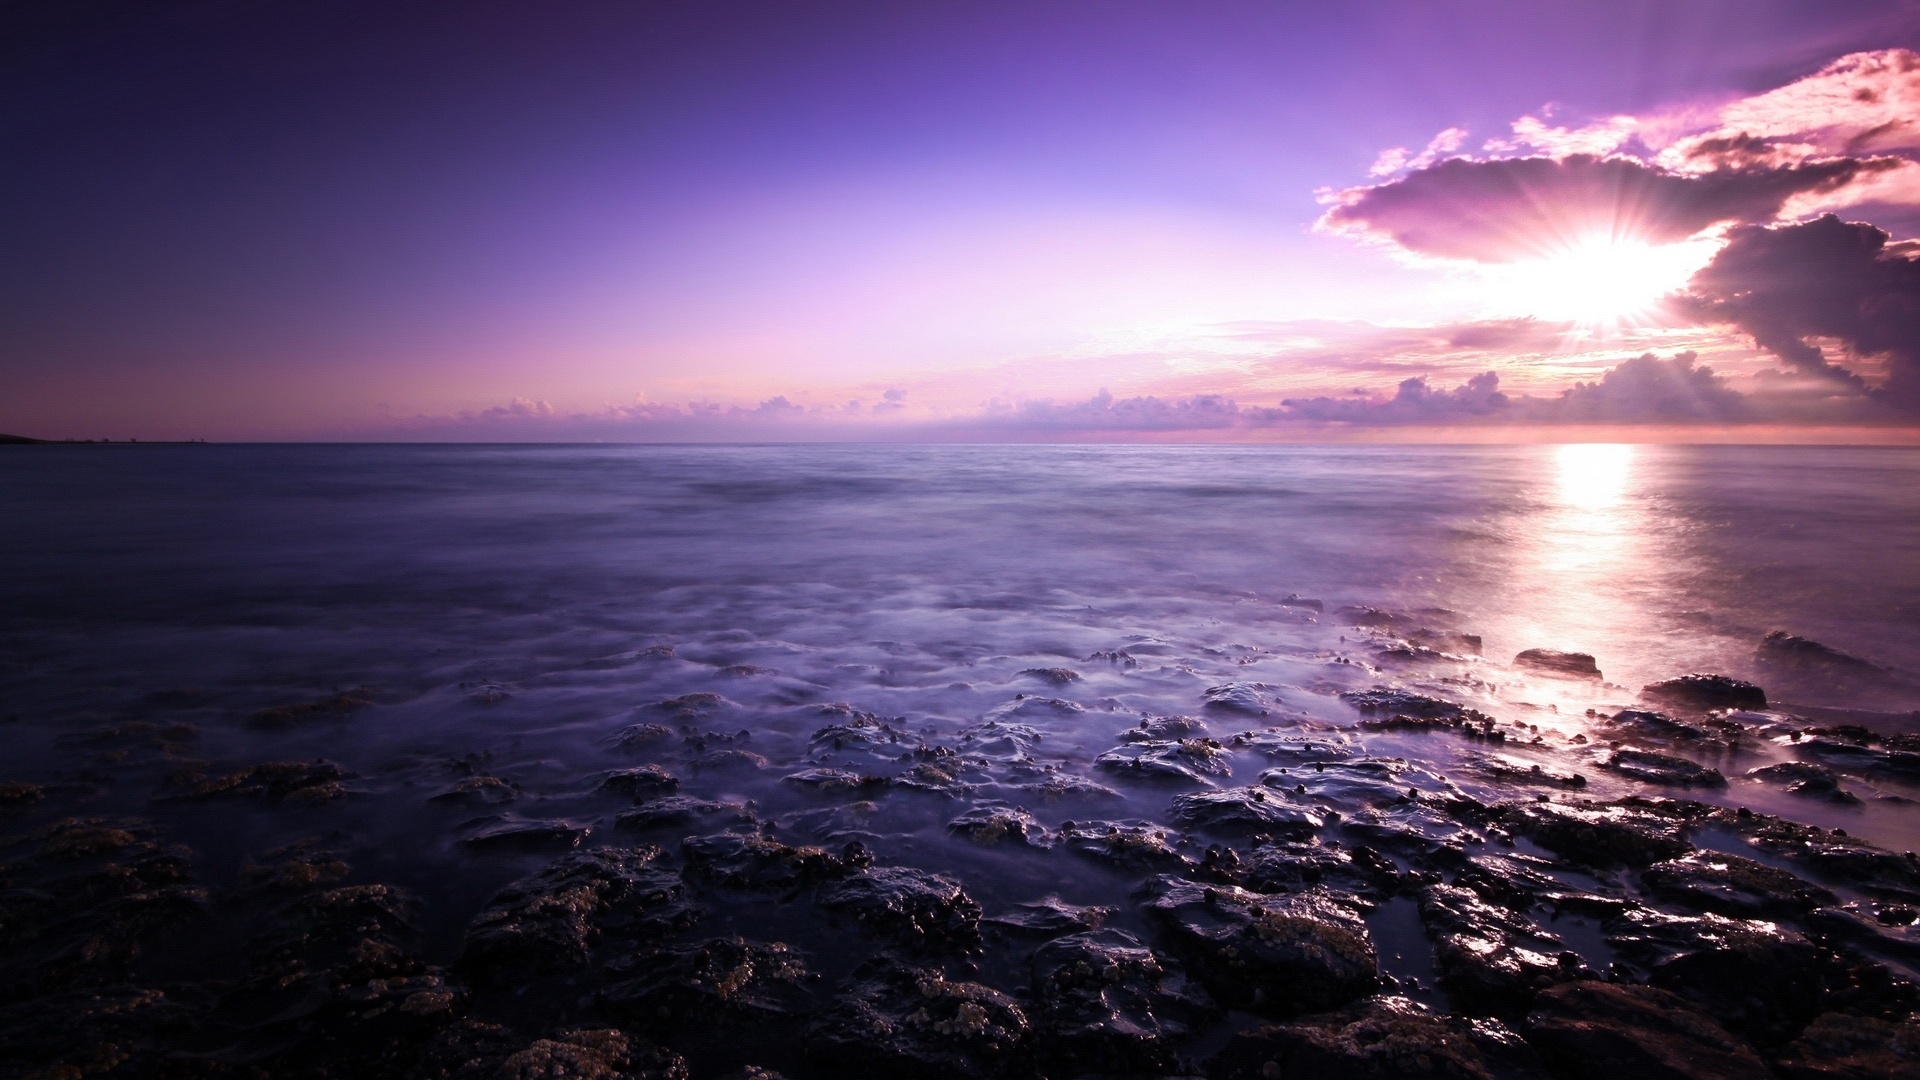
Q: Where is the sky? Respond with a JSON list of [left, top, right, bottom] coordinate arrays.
[[5, 0, 1920, 441]]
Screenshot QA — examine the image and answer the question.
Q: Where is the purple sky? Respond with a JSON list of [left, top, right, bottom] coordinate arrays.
[[5, 1, 1920, 440]]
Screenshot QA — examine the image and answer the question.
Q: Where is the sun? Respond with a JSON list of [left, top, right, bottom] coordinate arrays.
[[1473, 234, 1719, 331]]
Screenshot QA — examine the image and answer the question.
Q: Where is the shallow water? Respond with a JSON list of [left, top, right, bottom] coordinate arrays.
[[3, 442, 1919, 1073]]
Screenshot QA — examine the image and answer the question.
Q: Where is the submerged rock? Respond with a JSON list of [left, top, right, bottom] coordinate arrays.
[[1118, 715, 1210, 743], [1418, 883, 1584, 1014], [1059, 820, 1192, 872], [1640, 851, 1836, 918], [1641, 674, 1766, 713], [1020, 666, 1082, 685], [168, 759, 348, 805], [600, 936, 815, 1031], [460, 846, 700, 976], [0, 780, 46, 807], [1524, 981, 1770, 1080], [1205, 683, 1274, 715], [600, 765, 680, 800], [983, 896, 1113, 938], [1141, 876, 1378, 1016], [1343, 689, 1490, 724], [1772, 1011, 1920, 1080], [692, 748, 769, 773], [1503, 801, 1692, 867], [430, 774, 520, 807], [416, 1023, 689, 1080], [458, 816, 591, 851], [682, 832, 862, 891], [808, 958, 1029, 1078], [1029, 928, 1217, 1072], [814, 866, 982, 951], [1169, 786, 1325, 838], [1602, 709, 1712, 742], [1210, 995, 1548, 1080], [781, 767, 887, 794], [1515, 649, 1601, 679], [616, 796, 757, 833], [946, 803, 1051, 848], [1095, 738, 1233, 785], [1603, 748, 1726, 787]]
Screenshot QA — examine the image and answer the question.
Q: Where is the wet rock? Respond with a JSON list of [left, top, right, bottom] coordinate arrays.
[[1641, 674, 1766, 713], [1602, 709, 1711, 742], [1205, 683, 1274, 715], [1756, 632, 1900, 691], [616, 796, 757, 833], [1603, 749, 1726, 787], [0, 780, 46, 807], [1503, 801, 1691, 867], [1523, 981, 1770, 1080], [1141, 876, 1378, 1015], [1476, 754, 1587, 789], [460, 846, 700, 976], [1169, 786, 1325, 838], [1088, 648, 1140, 668], [1059, 820, 1192, 872], [1229, 730, 1354, 764], [1750, 760, 1826, 796], [946, 803, 1051, 848], [1773, 1011, 1920, 1080], [692, 748, 769, 773], [1096, 739, 1233, 785], [781, 767, 887, 794], [1281, 594, 1324, 611], [1210, 995, 1548, 1080], [1012, 770, 1124, 803], [1418, 883, 1585, 1014], [1410, 629, 1485, 656], [808, 710, 916, 755], [0, 985, 205, 1080], [814, 866, 982, 951], [249, 688, 372, 727], [600, 765, 680, 800], [778, 801, 884, 844], [617, 722, 677, 747], [1803, 905, 1920, 966], [1789, 731, 1920, 781], [808, 957, 1029, 1079], [1260, 757, 1454, 813], [1515, 649, 1602, 679], [983, 896, 1113, 938], [600, 936, 815, 1031], [417, 1024, 690, 1080], [239, 838, 351, 892], [1119, 714, 1210, 742], [167, 759, 348, 804], [430, 774, 520, 807], [459, 815, 591, 851], [1241, 839, 1392, 894], [1029, 928, 1217, 1072], [1021, 666, 1082, 685], [681, 832, 861, 891], [651, 692, 729, 718], [982, 696, 1084, 723], [958, 720, 1046, 758], [1343, 688, 1490, 724], [891, 759, 977, 796], [1733, 815, 1920, 898], [1641, 852, 1836, 918], [1339, 606, 1406, 628]]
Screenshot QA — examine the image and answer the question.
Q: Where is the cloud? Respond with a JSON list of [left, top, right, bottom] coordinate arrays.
[[1661, 49, 1920, 167], [1281, 372, 1509, 422], [1320, 153, 1890, 262], [1678, 214, 1920, 408], [1537, 351, 1745, 422]]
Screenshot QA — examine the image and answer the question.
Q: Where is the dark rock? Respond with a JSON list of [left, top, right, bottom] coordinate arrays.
[[1410, 629, 1485, 655], [1475, 754, 1587, 789], [1088, 649, 1140, 667], [460, 846, 700, 976], [600, 936, 814, 1030], [1343, 689, 1491, 724], [1641, 852, 1836, 918], [1503, 802, 1691, 867], [1241, 839, 1391, 894], [459, 816, 591, 851], [1603, 749, 1726, 787], [1020, 666, 1082, 685], [617, 722, 677, 747], [0, 780, 46, 807], [1119, 715, 1210, 743], [1059, 820, 1193, 872], [682, 832, 860, 891], [1096, 739, 1233, 785], [600, 765, 680, 800], [1210, 995, 1548, 1080], [808, 957, 1029, 1079], [1029, 928, 1217, 1072], [814, 866, 982, 951], [692, 748, 769, 772], [1418, 883, 1585, 1014], [808, 710, 916, 755], [1523, 981, 1770, 1080], [416, 1024, 690, 1080], [946, 803, 1051, 848], [1339, 606, 1406, 628], [1515, 649, 1602, 679], [1734, 815, 1920, 897], [1014, 771, 1124, 803], [1205, 683, 1274, 715], [1641, 674, 1766, 712], [1602, 709, 1710, 741], [1746, 763, 1859, 803], [983, 896, 1113, 938], [616, 796, 757, 833], [239, 838, 351, 892], [430, 774, 520, 807], [1756, 632, 1898, 691], [1281, 594, 1324, 611], [1169, 786, 1325, 838], [167, 759, 348, 804], [781, 767, 887, 794], [1773, 1012, 1920, 1080], [1141, 876, 1377, 1016], [249, 688, 372, 727], [1228, 731, 1355, 764]]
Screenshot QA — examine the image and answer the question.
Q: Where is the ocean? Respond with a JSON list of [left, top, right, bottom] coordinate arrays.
[[3, 441, 1917, 1073]]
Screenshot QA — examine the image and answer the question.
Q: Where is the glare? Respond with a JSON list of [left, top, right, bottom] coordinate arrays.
[[1554, 443, 1632, 510], [1475, 236, 1718, 330]]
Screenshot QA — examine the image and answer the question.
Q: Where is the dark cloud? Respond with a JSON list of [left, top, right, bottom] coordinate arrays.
[[1679, 214, 1920, 408], [1280, 372, 1509, 422], [1536, 352, 1745, 422], [1322, 154, 1891, 262]]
